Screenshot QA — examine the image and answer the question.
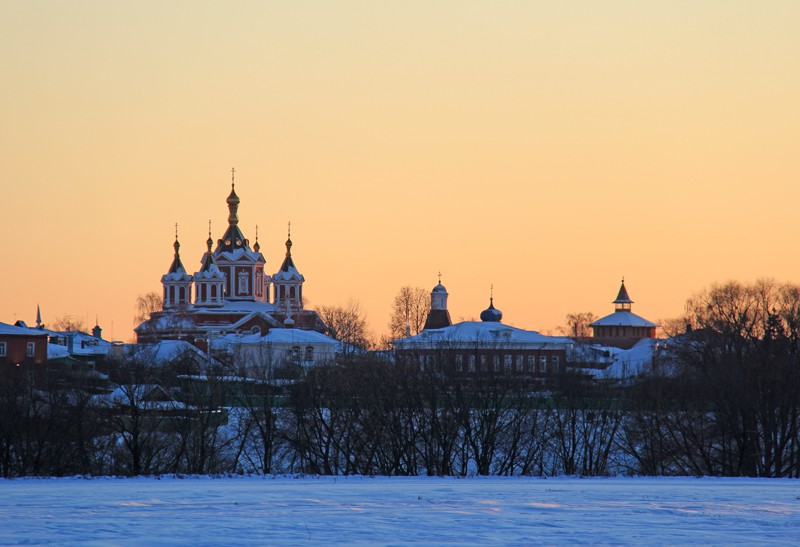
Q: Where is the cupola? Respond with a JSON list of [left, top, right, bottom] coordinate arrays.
[[480, 286, 503, 323], [423, 272, 452, 330]]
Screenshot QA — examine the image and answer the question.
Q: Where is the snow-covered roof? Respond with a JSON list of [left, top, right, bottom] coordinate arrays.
[[133, 340, 211, 366], [95, 384, 190, 410], [47, 344, 70, 359], [211, 328, 338, 353], [135, 303, 283, 334], [590, 311, 657, 328], [393, 321, 568, 350], [38, 329, 111, 356], [0, 322, 48, 337], [582, 338, 661, 380], [215, 247, 263, 263]]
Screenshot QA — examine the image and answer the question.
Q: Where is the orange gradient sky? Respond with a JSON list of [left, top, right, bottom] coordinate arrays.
[[2, 2, 799, 341]]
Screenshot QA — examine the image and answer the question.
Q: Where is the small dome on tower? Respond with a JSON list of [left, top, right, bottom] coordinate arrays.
[[432, 283, 447, 293], [480, 298, 503, 323], [226, 184, 240, 207]]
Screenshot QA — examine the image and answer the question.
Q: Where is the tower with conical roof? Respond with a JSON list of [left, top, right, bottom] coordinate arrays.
[[423, 273, 452, 330], [194, 221, 226, 307], [162, 227, 193, 309], [272, 223, 305, 311], [590, 279, 657, 347]]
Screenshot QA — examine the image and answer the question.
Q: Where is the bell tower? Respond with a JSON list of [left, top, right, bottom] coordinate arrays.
[[273, 222, 305, 311], [194, 221, 225, 307], [162, 225, 193, 309]]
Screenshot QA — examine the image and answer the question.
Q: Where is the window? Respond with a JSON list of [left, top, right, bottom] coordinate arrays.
[[493, 355, 500, 372], [291, 346, 301, 361], [504, 354, 512, 372], [0, 342, 6, 357], [527, 355, 535, 373], [539, 355, 547, 374], [468, 355, 476, 372], [516, 355, 524, 372], [552, 355, 560, 372], [27, 342, 35, 358], [455, 354, 463, 372], [305, 346, 314, 361]]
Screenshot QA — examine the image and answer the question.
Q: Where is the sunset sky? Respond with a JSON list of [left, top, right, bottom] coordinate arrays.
[[2, 2, 799, 341]]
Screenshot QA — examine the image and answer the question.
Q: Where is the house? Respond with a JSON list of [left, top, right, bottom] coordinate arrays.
[[0, 321, 48, 365]]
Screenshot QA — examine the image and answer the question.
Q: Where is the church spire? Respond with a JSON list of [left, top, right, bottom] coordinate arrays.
[[280, 221, 295, 271], [273, 221, 305, 311], [253, 225, 260, 253], [216, 169, 250, 253], [168, 223, 187, 274], [226, 167, 240, 226], [162, 223, 193, 309], [613, 277, 633, 312]]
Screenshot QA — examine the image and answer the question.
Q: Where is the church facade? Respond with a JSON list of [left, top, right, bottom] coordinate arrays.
[[135, 174, 325, 345]]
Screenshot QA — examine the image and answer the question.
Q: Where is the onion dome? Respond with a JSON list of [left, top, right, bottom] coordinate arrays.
[[227, 185, 240, 225], [480, 297, 503, 323], [277, 231, 296, 274], [167, 234, 187, 275], [205, 220, 214, 252], [216, 170, 251, 253]]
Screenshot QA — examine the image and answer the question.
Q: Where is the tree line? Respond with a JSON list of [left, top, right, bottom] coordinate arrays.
[[1, 279, 798, 478]]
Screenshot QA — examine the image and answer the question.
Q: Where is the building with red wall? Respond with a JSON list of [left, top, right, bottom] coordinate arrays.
[[0, 322, 48, 365], [136, 173, 325, 345]]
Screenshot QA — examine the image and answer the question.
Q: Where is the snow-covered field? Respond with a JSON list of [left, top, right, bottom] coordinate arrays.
[[2, 476, 799, 545]]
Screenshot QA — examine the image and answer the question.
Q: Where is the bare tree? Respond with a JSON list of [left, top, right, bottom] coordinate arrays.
[[135, 292, 163, 324], [558, 312, 598, 338], [52, 315, 87, 332], [389, 286, 430, 339], [316, 300, 373, 353]]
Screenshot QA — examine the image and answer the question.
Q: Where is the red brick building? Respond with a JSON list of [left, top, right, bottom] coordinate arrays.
[[590, 280, 657, 349], [136, 173, 325, 344], [394, 283, 567, 378]]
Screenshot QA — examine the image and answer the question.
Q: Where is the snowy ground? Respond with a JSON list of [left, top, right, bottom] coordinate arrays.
[[2, 476, 799, 545]]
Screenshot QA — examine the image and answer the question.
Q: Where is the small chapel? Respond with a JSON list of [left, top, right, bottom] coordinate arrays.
[[135, 171, 326, 344]]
